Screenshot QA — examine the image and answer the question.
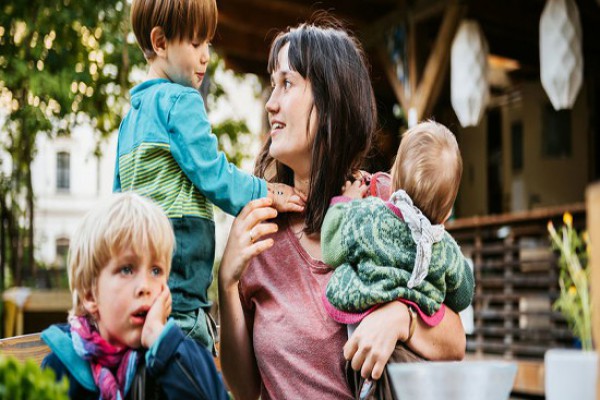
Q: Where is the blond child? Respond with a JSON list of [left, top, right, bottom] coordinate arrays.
[[41, 193, 228, 400], [115, 0, 304, 351]]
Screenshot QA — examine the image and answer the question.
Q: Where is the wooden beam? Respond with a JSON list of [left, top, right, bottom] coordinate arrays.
[[411, 0, 465, 121], [377, 46, 410, 113], [359, 7, 406, 50], [407, 15, 418, 98], [212, 25, 271, 63], [586, 183, 600, 400]]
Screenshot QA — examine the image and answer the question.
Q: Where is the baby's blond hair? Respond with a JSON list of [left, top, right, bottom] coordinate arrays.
[[68, 192, 174, 318], [390, 120, 463, 224]]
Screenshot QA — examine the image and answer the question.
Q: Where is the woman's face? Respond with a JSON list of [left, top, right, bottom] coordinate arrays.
[[265, 43, 317, 179]]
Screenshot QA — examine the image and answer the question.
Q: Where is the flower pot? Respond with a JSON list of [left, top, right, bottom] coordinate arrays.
[[545, 349, 598, 400], [387, 361, 517, 400]]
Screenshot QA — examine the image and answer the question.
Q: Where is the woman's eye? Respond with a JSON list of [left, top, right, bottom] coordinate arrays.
[[284, 80, 291, 89]]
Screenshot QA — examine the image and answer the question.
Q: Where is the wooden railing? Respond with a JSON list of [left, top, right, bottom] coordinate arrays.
[[447, 203, 586, 398]]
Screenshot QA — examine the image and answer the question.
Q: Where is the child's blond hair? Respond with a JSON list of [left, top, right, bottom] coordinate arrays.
[[68, 193, 175, 318], [131, 0, 218, 60], [390, 120, 463, 224]]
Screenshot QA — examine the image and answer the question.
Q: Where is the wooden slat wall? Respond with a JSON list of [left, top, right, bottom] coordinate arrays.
[[447, 203, 586, 360]]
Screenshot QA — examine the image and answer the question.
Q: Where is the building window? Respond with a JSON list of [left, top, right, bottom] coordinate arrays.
[[56, 152, 70, 191], [55, 237, 69, 269]]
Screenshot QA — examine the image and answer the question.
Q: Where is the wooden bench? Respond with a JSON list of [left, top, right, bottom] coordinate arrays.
[[0, 333, 50, 366]]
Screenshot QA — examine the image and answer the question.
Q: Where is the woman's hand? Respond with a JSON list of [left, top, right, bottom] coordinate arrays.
[[219, 197, 279, 289], [344, 301, 410, 380]]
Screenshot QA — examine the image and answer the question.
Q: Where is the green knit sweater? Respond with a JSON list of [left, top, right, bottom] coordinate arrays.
[[322, 197, 474, 315]]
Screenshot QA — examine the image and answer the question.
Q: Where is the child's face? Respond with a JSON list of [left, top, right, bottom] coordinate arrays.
[[83, 246, 168, 348], [164, 38, 210, 89]]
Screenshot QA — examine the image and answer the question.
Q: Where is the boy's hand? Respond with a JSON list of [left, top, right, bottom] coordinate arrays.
[[220, 197, 278, 289], [267, 182, 306, 213], [141, 285, 172, 348], [342, 180, 368, 199]]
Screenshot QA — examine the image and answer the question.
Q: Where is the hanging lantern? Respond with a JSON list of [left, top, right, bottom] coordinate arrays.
[[451, 20, 489, 128], [540, 0, 583, 110]]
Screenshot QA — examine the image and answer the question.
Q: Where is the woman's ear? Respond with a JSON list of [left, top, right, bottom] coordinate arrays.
[[150, 26, 168, 58]]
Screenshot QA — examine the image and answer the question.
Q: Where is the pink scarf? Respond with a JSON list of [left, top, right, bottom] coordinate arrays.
[[69, 316, 139, 400]]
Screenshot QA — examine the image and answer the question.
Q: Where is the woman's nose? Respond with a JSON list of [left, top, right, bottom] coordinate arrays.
[[265, 91, 278, 113]]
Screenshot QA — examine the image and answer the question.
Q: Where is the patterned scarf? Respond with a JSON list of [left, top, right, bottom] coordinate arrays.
[[69, 316, 139, 400]]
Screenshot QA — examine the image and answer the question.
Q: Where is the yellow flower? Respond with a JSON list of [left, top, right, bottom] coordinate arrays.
[[563, 212, 573, 227], [568, 285, 577, 296]]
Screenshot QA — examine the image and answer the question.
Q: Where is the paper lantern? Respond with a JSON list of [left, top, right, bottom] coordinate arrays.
[[540, 0, 583, 110], [451, 20, 489, 128]]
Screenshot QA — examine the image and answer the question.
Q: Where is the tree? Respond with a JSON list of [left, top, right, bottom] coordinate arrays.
[[0, 0, 145, 286], [0, 1, 261, 288]]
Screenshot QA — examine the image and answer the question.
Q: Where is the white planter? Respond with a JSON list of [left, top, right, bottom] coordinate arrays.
[[545, 349, 598, 400], [387, 361, 517, 400]]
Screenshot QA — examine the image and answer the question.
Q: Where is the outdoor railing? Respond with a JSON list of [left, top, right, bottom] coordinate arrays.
[[447, 203, 586, 360]]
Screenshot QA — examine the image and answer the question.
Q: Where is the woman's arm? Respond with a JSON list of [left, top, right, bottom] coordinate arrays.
[[218, 198, 278, 400], [344, 301, 465, 379]]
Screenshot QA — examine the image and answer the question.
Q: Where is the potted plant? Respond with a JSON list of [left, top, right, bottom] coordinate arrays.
[[545, 212, 597, 400]]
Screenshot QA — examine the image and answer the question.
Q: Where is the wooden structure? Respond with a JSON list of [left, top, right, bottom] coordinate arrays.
[[588, 183, 600, 399], [2, 289, 70, 337], [447, 204, 586, 397]]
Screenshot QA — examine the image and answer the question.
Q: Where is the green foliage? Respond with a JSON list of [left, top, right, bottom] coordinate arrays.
[[0, 356, 69, 400], [548, 212, 592, 351]]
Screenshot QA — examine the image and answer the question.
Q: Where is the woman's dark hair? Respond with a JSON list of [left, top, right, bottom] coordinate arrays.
[[255, 17, 377, 234]]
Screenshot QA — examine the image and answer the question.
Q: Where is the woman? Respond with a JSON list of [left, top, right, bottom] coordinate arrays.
[[218, 19, 466, 400]]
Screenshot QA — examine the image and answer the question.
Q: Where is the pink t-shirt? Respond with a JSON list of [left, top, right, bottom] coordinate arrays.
[[239, 215, 353, 400]]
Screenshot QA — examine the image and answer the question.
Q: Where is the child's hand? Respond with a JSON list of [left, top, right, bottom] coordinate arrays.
[[267, 182, 306, 213], [141, 285, 172, 348], [342, 180, 368, 199], [219, 198, 278, 290]]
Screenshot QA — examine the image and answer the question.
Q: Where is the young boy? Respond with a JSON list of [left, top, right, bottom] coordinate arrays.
[[115, 0, 304, 351], [41, 193, 228, 400], [321, 121, 475, 397]]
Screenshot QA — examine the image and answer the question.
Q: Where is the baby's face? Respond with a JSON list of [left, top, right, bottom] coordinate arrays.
[[85, 246, 168, 348]]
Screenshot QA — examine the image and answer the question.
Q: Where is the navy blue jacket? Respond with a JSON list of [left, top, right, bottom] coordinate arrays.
[[41, 320, 228, 400]]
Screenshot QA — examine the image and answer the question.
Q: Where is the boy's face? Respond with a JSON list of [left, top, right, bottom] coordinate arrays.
[[163, 38, 210, 89], [83, 246, 168, 348]]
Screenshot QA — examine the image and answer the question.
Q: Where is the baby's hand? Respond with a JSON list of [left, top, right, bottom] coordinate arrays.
[[342, 180, 368, 199], [141, 285, 172, 348], [267, 182, 306, 213]]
